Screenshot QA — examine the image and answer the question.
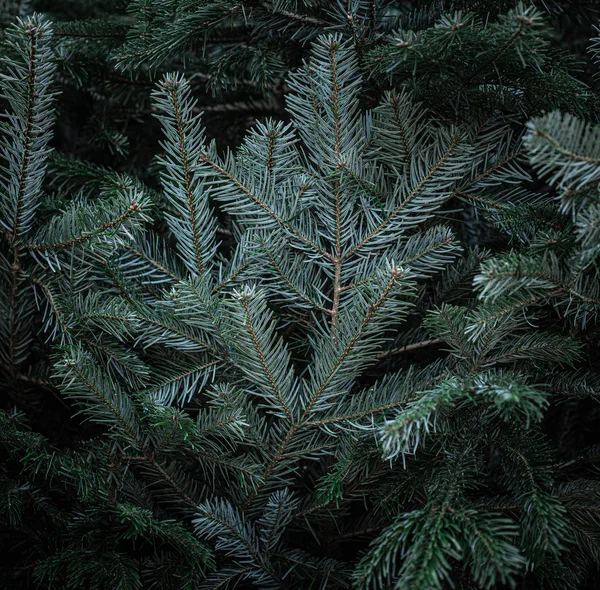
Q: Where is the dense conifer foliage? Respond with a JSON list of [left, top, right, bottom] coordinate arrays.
[[1, 1, 600, 588]]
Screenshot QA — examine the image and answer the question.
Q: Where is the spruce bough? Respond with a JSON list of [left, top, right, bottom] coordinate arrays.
[[1, 4, 600, 590]]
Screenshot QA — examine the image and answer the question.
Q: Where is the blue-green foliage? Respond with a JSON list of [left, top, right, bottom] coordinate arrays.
[[1, 3, 600, 590]]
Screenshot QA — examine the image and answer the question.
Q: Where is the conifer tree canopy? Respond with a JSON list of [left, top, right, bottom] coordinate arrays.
[[1, 1, 600, 589]]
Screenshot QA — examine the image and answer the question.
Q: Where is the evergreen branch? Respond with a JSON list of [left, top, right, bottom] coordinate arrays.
[[257, 489, 298, 550], [0, 16, 56, 376], [167, 85, 206, 276], [390, 93, 414, 165], [338, 162, 388, 211], [331, 254, 342, 339], [354, 501, 460, 590], [340, 230, 457, 292], [199, 152, 330, 258], [55, 349, 141, 442], [329, 45, 342, 158], [0, 16, 56, 242], [240, 296, 293, 420], [176, 278, 231, 358], [144, 455, 199, 509], [369, 91, 428, 172], [153, 74, 218, 277], [135, 313, 217, 353], [145, 359, 221, 406], [56, 352, 202, 509], [258, 237, 328, 312], [469, 148, 528, 187], [498, 432, 570, 559], [29, 277, 71, 343], [28, 202, 143, 252], [475, 256, 600, 306], [80, 337, 149, 388], [447, 10, 536, 104], [483, 338, 580, 367], [212, 262, 251, 293], [228, 288, 299, 420], [194, 499, 280, 587], [27, 179, 151, 269], [113, 3, 244, 70], [287, 35, 364, 171], [426, 304, 476, 366], [243, 424, 299, 509], [458, 510, 525, 588], [344, 136, 462, 258], [198, 568, 254, 590], [525, 111, 600, 191], [119, 239, 182, 285], [397, 230, 458, 277], [11, 32, 36, 243], [455, 190, 509, 210], [303, 271, 401, 419], [304, 398, 413, 428], [465, 294, 549, 341]]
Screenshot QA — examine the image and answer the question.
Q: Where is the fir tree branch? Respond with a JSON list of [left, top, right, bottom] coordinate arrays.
[[331, 255, 342, 340], [258, 237, 328, 312], [212, 262, 252, 293], [481, 267, 600, 305], [59, 352, 202, 509], [243, 424, 299, 509], [27, 202, 143, 252], [447, 11, 536, 105], [80, 337, 148, 386], [119, 242, 181, 283], [1, 17, 56, 375], [344, 136, 462, 259], [239, 295, 293, 421], [390, 94, 414, 166], [533, 130, 600, 165], [194, 499, 280, 585], [198, 153, 331, 259], [303, 271, 401, 419], [165, 81, 207, 276], [136, 314, 217, 353], [11, 27, 38, 245], [304, 398, 416, 427], [62, 358, 140, 442]]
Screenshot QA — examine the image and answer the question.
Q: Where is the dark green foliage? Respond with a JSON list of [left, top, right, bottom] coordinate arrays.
[[1, 1, 600, 589]]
